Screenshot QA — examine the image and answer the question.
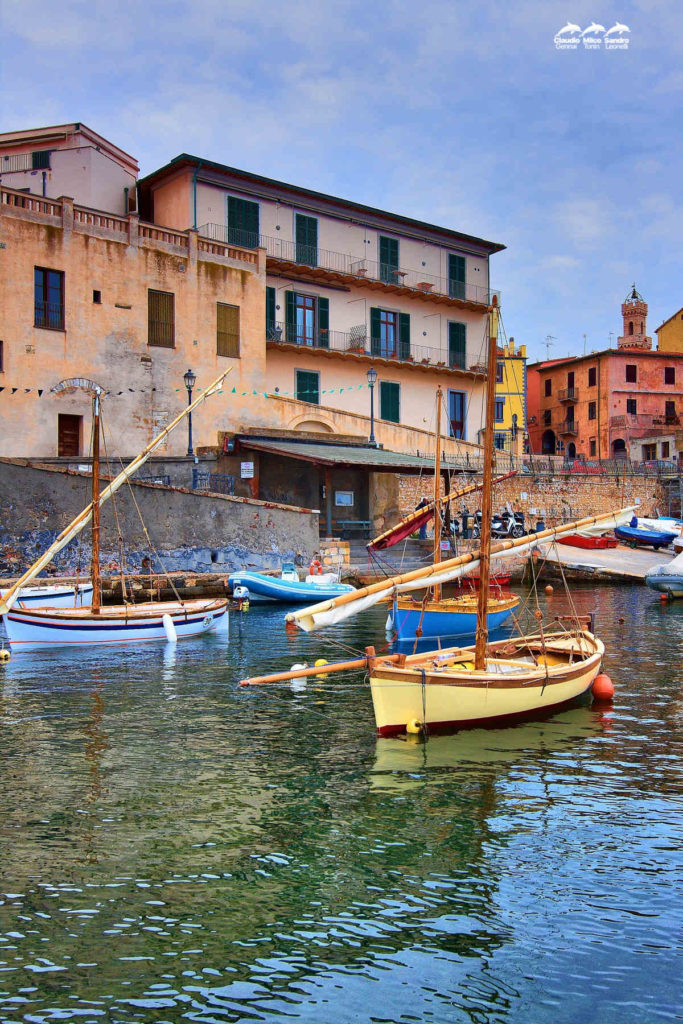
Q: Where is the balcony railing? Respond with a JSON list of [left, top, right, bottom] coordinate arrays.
[[265, 320, 473, 372], [558, 419, 578, 436], [610, 413, 681, 429], [199, 223, 498, 307], [558, 387, 579, 403]]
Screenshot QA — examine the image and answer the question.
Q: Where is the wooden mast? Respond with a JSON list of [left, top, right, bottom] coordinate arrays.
[[433, 385, 443, 602], [91, 387, 102, 614], [474, 298, 500, 669]]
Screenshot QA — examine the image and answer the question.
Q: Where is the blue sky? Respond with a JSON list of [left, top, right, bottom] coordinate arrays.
[[3, 0, 681, 362]]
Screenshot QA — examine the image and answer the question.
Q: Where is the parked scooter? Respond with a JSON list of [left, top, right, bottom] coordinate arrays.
[[491, 504, 526, 539]]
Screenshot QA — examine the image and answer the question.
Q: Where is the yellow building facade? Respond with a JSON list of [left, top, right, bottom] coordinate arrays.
[[655, 308, 683, 354], [494, 338, 527, 455]]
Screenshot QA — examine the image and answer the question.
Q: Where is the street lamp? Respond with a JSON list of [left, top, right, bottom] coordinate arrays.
[[183, 368, 196, 456], [367, 366, 378, 446]]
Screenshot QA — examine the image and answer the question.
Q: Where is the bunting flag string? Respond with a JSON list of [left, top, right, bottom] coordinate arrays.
[[0, 382, 373, 399]]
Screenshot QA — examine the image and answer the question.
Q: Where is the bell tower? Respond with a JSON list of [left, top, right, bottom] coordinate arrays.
[[618, 284, 652, 350]]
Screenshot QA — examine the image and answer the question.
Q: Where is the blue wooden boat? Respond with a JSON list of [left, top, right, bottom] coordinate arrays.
[[228, 565, 355, 604], [389, 593, 519, 641], [614, 524, 677, 550]]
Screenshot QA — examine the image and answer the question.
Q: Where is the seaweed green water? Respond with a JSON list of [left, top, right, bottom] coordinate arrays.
[[0, 584, 681, 1023]]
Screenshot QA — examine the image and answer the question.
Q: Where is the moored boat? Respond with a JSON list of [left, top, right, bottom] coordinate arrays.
[[228, 566, 355, 604], [1, 582, 93, 609], [645, 550, 683, 599]]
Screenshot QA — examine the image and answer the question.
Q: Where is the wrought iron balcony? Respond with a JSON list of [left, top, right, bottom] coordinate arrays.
[[558, 419, 578, 436], [265, 320, 474, 372], [199, 223, 498, 307], [558, 387, 579, 403]]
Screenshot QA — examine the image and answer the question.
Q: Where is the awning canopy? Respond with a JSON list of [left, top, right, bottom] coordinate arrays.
[[236, 437, 445, 473]]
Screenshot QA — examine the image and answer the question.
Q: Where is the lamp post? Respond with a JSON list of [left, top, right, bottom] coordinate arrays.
[[367, 366, 378, 446], [183, 368, 196, 456]]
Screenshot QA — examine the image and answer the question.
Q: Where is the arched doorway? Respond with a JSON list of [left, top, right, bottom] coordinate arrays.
[[612, 438, 627, 459], [541, 429, 556, 455], [566, 442, 576, 460]]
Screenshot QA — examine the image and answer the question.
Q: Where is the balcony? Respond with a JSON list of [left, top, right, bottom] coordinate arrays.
[[610, 413, 681, 430], [558, 387, 579, 403], [558, 419, 578, 436], [265, 321, 474, 373], [199, 223, 498, 308]]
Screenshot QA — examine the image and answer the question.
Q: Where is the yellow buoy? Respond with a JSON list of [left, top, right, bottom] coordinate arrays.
[[314, 657, 329, 678], [406, 718, 423, 734], [0, 648, 10, 662]]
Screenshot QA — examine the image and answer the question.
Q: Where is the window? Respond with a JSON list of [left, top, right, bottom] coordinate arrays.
[[335, 491, 354, 507], [494, 433, 507, 450], [665, 400, 676, 420], [34, 267, 64, 330], [58, 414, 82, 457], [380, 380, 400, 423], [0, 340, 3, 372], [567, 371, 575, 389], [625, 364, 637, 383], [92, 290, 102, 304], [665, 367, 676, 385], [643, 443, 656, 461], [662, 441, 670, 458], [588, 401, 596, 420], [590, 439, 597, 457], [370, 307, 410, 360], [628, 321, 634, 336], [495, 399, 505, 422], [496, 361, 504, 383], [378, 236, 400, 284], [448, 254, 465, 300], [296, 369, 319, 404], [285, 292, 329, 347], [543, 409, 551, 426], [32, 150, 50, 170], [448, 390, 466, 439], [626, 398, 637, 415], [544, 378, 552, 397], [295, 214, 318, 267], [148, 290, 175, 348], [588, 367, 597, 387], [227, 196, 259, 248], [266, 286, 277, 338], [217, 303, 240, 357], [448, 322, 467, 369]]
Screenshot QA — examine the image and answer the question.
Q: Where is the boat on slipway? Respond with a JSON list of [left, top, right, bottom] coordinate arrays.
[[228, 563, 355, 604], [243, 298, 634, 737], [1, 582, 93, 609], [0, 372, 231, 651], [614, 521, 677, 550], [645, 549, 683, 599]]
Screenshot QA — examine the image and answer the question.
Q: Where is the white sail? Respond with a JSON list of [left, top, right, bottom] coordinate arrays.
[[289, 507, 635, 632], [0, 369, 231, 616]]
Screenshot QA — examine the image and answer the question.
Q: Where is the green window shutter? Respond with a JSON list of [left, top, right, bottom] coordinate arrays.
[[370, 307, 381, 356], [285, 291, 296, 343], [228, 196, 259, 248], [399, 313, 410, 360], [379, 236, 399, 282], [448, 254, 466, 299], [266, 286, 276, 338], [448, 322, 466, 369], [317, 296, 329, 348], [296, 370, 319, 404], [295, 214, 318, 267], [380, 381, 400, 423]]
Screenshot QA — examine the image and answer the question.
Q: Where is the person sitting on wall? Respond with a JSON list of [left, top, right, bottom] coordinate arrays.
[[416, 496, 429, 539]]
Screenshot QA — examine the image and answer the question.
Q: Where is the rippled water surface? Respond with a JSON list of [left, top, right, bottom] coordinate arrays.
[[0, 585, 681, 1023]]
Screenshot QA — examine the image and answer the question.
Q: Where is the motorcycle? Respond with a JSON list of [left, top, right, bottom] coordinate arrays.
[[491, 505, 525, 539]]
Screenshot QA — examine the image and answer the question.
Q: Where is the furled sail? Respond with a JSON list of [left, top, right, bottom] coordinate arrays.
[[287, 507, 635, 632], [368, 471, 517, 551]]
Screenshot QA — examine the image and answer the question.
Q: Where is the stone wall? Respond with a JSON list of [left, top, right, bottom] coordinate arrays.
[[0, 460, 318, 577]]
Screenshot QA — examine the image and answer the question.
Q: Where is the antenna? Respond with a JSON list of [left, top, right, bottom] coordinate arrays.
[[608, 331, 615, 346], [543, 335, 556, 360], [583, 333, 587, 356]]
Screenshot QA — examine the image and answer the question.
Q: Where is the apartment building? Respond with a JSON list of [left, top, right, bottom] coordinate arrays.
[[494, 338, 527, 455], [137, 155, 503, 444]]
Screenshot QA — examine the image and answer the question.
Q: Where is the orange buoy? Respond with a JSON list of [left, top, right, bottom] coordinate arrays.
[[592, 673, 614, 702], [545, 585, 553, 594], [660, 594, 669, 603]]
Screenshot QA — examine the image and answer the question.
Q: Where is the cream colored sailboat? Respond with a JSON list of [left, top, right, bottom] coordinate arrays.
[[0, 371, 231, 651], [243, 300, 633, 736]]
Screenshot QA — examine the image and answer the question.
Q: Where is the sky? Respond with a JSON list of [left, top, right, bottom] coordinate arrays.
[[2, 0, 681, 362]]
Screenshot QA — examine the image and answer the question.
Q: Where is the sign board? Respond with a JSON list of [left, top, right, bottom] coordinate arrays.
[[240, 461, 254, 479]]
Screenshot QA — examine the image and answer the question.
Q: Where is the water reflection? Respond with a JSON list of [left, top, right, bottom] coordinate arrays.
[[0, 585, 681, 1023]]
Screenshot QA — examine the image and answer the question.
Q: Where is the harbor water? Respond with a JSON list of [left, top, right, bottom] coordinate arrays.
[[0, 583, 681, 1023]]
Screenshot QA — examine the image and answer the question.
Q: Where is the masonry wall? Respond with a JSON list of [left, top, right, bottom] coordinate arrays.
[[0, 460, 319, 576]]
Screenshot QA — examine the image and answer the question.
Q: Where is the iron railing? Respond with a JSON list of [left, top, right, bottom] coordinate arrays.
[[558, 419, 578, 436], [192, 469, 235, 494], [558, 387, 579, 403]]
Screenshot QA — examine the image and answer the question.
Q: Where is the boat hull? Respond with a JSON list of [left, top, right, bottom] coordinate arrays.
[[1, 584, 93, 608], [645, 573, 683, 598], [3, 599, 229, 651], [615, 526, 677, 549], [228, 570, 355, 604], [370, 634, 604, 736], [391, 595, 518, 641]]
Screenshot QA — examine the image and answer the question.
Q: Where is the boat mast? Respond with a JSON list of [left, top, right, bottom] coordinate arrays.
[[91, 387, 103, 614], [474, 297, 500, 669], [433, 385, 443, 602]]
